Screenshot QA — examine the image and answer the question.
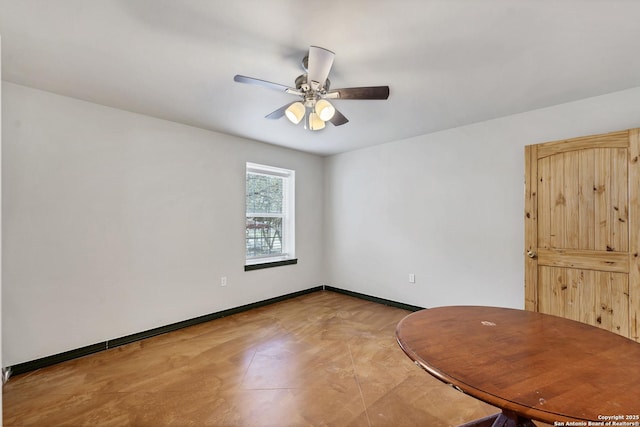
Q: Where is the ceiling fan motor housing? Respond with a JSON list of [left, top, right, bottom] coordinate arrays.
[[295, 74, 330, 93]]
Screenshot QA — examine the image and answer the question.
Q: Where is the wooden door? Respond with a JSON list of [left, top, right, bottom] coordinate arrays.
[[524, 129, 640, 341]]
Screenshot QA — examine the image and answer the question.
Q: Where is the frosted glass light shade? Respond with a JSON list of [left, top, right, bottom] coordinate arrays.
[[308, 112, 325, 130], [315, 99, 335, 121], [285, 102, 305, 124]]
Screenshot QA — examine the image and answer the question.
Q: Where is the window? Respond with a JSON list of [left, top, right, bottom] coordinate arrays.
[[245, 162, 296, 269]]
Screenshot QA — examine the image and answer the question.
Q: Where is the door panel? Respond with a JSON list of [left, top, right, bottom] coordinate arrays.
[[537, 146, 628, 252], [525, 129, 639, 341], [537, 266, 629, 336]]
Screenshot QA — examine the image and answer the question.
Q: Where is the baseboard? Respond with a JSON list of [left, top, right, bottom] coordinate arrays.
[[7, 286, 323, 377], [7, 342, 109, 378], [323, 285, 424, 312], [6, 285, 422, 378]]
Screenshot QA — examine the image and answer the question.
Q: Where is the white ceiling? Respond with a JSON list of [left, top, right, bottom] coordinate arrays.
[[2, 1, 640, 156]]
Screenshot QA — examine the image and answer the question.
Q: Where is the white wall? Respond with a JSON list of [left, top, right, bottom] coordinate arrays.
[[2, 82, 325, 366], [5, 79, 640, 369], [324, 87, 640, 309]]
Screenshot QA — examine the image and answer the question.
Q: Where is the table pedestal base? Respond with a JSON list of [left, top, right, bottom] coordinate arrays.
[[458, 410, 537, 427]]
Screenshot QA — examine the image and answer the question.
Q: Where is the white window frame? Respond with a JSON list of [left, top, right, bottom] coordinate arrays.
[[245, 162, 295, 267]]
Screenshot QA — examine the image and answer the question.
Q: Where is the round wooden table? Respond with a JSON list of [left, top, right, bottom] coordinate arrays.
[[396, 306, 640, 426]]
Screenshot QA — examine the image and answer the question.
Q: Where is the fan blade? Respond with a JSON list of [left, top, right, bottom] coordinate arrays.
[[307, 46, 335, 90], [265, 102, 297, 119], [234, 75, 301, 95], [329, 109, 349, 126], [325, 86, 390, 100]]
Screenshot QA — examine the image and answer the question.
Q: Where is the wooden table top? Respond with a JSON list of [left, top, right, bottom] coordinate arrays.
[[396, 306, 640, 423]]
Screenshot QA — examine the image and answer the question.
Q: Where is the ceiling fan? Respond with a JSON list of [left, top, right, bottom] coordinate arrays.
[[233, 46, 390, 131]]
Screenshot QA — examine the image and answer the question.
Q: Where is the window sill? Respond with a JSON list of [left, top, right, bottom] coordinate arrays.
[[244, 258, 298, 271]]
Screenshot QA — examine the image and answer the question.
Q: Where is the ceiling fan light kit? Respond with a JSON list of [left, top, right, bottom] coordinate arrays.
[[285, 102, 305, 124], [234, 46, 390, 132], [314, 99, 335, 121], [308, 112, 325, 131]]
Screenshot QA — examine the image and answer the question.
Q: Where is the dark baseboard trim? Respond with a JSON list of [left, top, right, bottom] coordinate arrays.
[[7, 285, 420, 378], [8, 285, 323, 377], [7, 343, 108, 377], [323, 285, 424, 312]]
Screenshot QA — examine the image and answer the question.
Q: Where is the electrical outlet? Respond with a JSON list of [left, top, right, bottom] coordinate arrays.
[[409, 273, 415, 283], [221, 276, 227, 287]]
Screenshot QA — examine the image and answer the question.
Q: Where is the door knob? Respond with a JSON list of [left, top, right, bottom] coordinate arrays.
[[527, 250, 537, 259]]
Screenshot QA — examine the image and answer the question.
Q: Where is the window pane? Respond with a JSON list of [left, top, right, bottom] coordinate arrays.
[[246, 173, 283, 214], [245, 162, 294, 264], [246, 217, 283, 257]]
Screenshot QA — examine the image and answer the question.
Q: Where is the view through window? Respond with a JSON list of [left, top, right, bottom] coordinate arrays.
[[245, 163, 295, 265]]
